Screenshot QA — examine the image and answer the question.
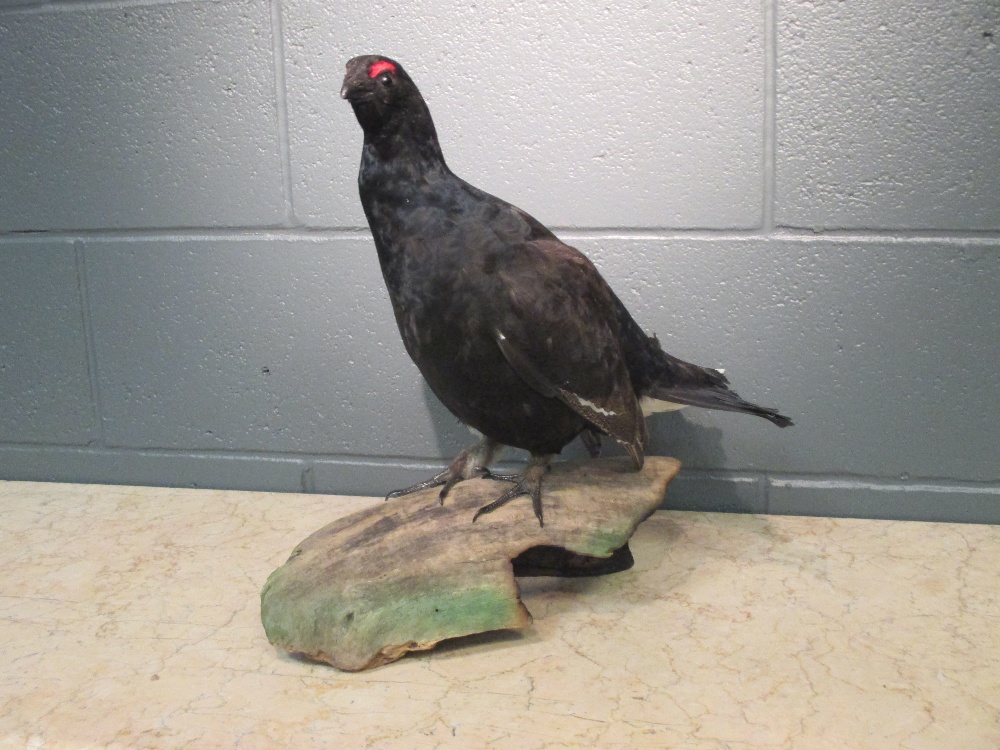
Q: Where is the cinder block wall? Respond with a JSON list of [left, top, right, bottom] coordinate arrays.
[[1, 0, 998, 521]]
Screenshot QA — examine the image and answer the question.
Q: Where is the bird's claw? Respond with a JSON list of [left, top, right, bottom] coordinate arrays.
[[479, 468, 521, 484], [385, 443, 550, 527], [439, 466, 513, 503], [472, 479, 543, 526], [385, 466, 466, 504], [471, 455, 550, 527], [384, 468, 451, 501]]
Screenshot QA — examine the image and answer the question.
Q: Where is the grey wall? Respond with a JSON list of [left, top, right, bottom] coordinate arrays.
[[1, 0, 998, 522]]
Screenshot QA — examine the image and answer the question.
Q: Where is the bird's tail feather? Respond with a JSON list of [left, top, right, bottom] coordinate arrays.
[[608, 289, 793, 428], [647, 385, 793, 428]]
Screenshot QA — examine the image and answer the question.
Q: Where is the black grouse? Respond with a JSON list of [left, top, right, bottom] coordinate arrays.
[[341, 55, 792, 526]]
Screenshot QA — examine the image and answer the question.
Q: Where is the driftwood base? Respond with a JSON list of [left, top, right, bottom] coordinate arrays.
[[260, 456, 680, 671]]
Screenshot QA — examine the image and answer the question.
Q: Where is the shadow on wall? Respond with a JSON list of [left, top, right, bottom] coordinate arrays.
[[420, 380, 473, 459], [646, 414, 758, 514], [646, 413, 727, 471]]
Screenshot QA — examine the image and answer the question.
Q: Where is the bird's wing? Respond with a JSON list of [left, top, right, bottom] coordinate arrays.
[[489, 238, 646, 466]]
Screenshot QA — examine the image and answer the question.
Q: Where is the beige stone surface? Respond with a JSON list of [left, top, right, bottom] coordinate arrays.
[[1, 479, 998, 749]]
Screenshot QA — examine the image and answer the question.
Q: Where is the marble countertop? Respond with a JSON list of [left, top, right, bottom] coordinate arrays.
[[1, 480, 997, 749]]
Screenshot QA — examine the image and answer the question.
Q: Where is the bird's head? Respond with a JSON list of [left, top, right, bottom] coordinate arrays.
[[341, 55, 422, 136]]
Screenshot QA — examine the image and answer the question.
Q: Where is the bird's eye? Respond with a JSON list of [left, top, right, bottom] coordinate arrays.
[[378, 73, 393, 86]]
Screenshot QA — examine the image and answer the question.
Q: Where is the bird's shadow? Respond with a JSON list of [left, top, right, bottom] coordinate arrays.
[[646, 411, 727, 466], [647, 413, 760, 513]]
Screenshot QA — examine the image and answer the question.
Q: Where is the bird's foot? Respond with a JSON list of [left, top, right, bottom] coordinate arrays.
[[385, 438, 500, 504], [479, 468, 522, 484], [384, 466, 452, 500], [472, 454, 552, 527]]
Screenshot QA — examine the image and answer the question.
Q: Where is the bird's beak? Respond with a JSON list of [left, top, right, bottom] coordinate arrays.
[[341, 58, 373, 102], [340, 75, 359, 101], [340, 76, 371, 103]]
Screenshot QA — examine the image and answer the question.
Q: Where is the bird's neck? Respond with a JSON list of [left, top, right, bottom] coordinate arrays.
[[360, 136, 446, 181], [357, 106, 452, 215], [359, 98, 446, 171], [355, 98, 454, 279]]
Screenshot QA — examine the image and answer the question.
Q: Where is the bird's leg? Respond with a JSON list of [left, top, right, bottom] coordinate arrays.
[[385, 437, 500, 503], [435, 437, 500, 502], [472, 453, 553, 527], [579, 428, 603, 458]]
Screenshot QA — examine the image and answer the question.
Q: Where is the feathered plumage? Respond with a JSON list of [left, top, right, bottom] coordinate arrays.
[[341, 55, 791, 525]]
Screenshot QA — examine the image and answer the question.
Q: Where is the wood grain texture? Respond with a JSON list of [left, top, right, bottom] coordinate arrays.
[[260, 456, 681, 670]]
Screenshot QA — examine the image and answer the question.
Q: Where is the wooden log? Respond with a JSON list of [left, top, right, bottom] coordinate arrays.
[[260, 456, 680, 671]]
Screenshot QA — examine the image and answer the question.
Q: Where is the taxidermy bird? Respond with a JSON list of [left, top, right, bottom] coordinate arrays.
[[341, 55, 792, 526]]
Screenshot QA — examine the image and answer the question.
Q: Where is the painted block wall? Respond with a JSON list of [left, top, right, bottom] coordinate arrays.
[[1, 0, 998, 521]]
